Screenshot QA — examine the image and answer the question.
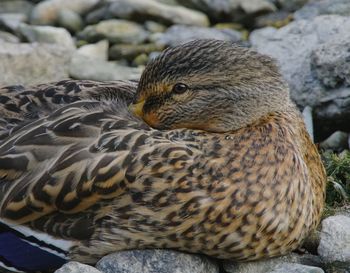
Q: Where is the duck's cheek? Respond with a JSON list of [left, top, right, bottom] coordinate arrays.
[[143, 111, 161, 128]]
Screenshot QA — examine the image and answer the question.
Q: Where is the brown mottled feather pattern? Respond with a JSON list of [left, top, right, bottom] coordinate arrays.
[[0, 80, 137, 141], [0, 98, 324, 262], [0, 40, 326, 265]]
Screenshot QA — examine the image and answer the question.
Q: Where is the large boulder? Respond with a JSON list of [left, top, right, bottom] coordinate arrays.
[[250, 15, 350, 137], [0, 42, 71, 86]]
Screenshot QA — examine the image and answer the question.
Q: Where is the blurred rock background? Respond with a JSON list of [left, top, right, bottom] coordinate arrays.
[[0, 0, 349, 272]]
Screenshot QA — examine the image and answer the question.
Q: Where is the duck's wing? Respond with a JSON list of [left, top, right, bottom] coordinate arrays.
[[0, 80, 137, 142], [0, 99, 197, 226]]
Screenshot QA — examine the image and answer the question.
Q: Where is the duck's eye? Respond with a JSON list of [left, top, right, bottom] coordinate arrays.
[[172, 83, 188, 94]]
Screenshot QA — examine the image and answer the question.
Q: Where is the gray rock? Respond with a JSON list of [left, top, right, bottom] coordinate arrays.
[[224, 253, 324, 273], [69, 54, 142, 81], [19, 24, 75, 50], [55, 262, 102, 273], [295, 0, 350, 20], [144, 21, 167, 33], [0, 31, 20, 43], [318, 215, 350, 264], [255, 11, 293, 28], [133, 53, 149, 66], [78, 19, 149, 44], [311, 40, 350, 89], [320, 131, 349, 152], [77, 40, 109, 61], [86, 0, 209, 27], [0, 13, 27, 33], [303, 230, 321, 255], [96, 249, 219, 273], [0, 42, 71, 86], [30, 0, 99, 25], [324, 262, 350, 273], [177, 0, 276, 21], [313, 87, 350, 136], [109, 43, 164, 61], [153, 25, 242, 47], [57, 9, 83, 33], [250, 15, 350, 109], [0, 0, 33, 16], [270, 263, 324, 273], [302, 106, 314, 142], [276, 0, 308, 12]]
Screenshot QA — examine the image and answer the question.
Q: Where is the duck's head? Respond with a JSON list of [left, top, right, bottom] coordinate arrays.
[[130, 39, 289, 133]]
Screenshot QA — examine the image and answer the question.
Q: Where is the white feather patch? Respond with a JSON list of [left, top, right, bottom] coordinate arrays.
[[0, 219, 74, 254]]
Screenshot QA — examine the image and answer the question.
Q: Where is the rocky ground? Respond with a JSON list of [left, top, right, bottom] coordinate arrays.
[[0, 0, 349, 272]]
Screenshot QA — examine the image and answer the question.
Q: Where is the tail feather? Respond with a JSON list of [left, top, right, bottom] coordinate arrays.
[[0, 220, 71, 272]]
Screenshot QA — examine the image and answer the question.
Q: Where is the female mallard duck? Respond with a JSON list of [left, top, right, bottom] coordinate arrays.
[[0, 40, 326, 272]]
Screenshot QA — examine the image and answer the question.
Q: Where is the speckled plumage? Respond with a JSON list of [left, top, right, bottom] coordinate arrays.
[[0, 40, 326, 265]]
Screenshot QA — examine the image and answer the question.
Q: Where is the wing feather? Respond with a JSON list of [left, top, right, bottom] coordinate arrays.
[[0, 99, 198, 225]]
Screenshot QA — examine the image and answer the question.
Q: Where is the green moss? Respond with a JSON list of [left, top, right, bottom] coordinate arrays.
[[322, 150, 350, 207]]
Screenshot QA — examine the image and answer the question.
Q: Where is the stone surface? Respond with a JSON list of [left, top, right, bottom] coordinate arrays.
[[133, 53, 149, 66], [69, 55, 142, 81], [0, 13, 27, 33], [109, 43, 164, 61], [0, 0, 33, 16], [224, 253, 324, 273], [255, 11, 293, 28], [0, 42, 71, 86], [318, 215, 350, 263], [302, 106, 314, 142], [55, 262, 102, 273], [153, 25, 242, 47], [78, 19, 149, 44], [86, 0, 209, 27], [77, 40, 109, 61], [30, 0, 99, 25], [276, 0, 308, 12], [269, 263, 324, 273], [311, 41, 350, 89], [295, 0, 350, 20], [302, 230, 321, 255], [96, 250, 219, 273], [19, 24, 75, 50], [0, 30, 20, 43], [177, 0, 275, 21], [57, 9, 83, 33], [144, 21, 167, 33], [250, 15, 350, 109], [320, 131, 349, 152], [313, 87, 350, 137]]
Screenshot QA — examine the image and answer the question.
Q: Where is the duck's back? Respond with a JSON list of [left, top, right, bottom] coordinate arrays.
[[0, 80, 137, 142], [0, 80, 143, 272]]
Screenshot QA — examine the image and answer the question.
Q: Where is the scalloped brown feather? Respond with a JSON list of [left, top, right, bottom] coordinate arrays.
[[0, 80, 326, 263]]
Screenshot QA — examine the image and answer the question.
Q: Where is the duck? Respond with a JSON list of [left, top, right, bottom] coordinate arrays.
[[0, 39, 326, 272]]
